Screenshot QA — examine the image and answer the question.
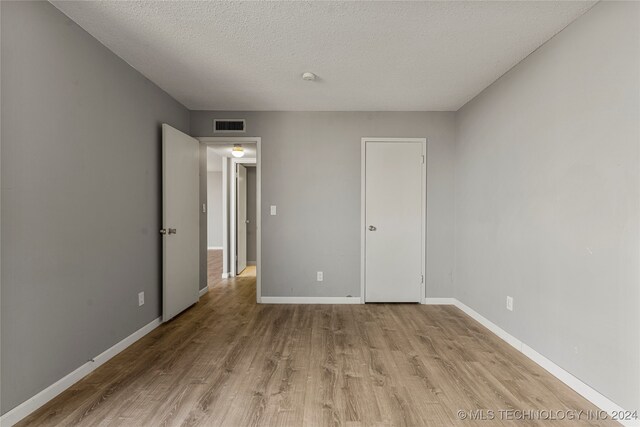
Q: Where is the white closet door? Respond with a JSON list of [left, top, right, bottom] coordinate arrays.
[[365, 141, 424, 302]]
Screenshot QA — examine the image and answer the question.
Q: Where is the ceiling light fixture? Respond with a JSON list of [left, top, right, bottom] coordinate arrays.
[[231, 145, 245, 158], [302, 72, 317, 81]]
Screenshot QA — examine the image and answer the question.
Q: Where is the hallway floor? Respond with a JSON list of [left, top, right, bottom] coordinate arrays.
[[238, 265, 256, 277], [207, 248, 223, 287], [18, 277, 615, 426]]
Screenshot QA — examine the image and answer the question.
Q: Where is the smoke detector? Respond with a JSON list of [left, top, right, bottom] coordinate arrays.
[[302, 72, 317, 81]]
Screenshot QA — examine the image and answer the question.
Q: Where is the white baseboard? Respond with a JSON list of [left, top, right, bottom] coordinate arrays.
[[423, 297, 456, 305], [199, 287, 209, 297], [0, 317, 161, 427], [260, 296, 361, 304], [207, 246, 223, 250], [454, 299, 522, 350], [425, 298, 636, 426], [520, 344, 637, 426]]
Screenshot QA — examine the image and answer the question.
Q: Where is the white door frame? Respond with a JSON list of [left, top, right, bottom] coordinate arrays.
[[231, 157, 256, 277], [360, 137, 427, 304], [221, 158, 229, 278], [198, 137, 262, 303]]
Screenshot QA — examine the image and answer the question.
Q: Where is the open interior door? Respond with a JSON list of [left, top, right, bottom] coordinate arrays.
[[162, 124, 200, 321], [236, 164, 248, 274]]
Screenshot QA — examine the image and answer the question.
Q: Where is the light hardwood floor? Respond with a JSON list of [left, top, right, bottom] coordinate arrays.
[[238, 265, 256, 277], [18, 274, 617, 426], [207, 249, 223, 287]]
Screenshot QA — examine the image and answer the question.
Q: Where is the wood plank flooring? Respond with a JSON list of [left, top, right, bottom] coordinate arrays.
[[207, 249, 223, 287], [17, 275, 617, 426], [238, 265, 256, 277]]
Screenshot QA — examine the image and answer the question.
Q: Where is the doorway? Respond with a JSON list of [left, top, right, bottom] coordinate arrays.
[[361, 138, 426, 303], [200, 137, 262, 303]]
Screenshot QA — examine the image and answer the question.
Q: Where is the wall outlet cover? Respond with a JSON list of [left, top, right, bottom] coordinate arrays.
[[138, 292, 145, 307], [317, 271, 323, 282], [506, 296, 513, 311]]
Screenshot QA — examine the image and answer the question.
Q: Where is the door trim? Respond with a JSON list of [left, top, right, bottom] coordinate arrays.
[[360, 137, 427, 304], [198, 136, 262, 303], [231, 158, 255, 277]]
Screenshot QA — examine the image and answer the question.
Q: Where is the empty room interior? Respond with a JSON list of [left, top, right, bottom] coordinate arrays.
[[1, 1, 639, 426]]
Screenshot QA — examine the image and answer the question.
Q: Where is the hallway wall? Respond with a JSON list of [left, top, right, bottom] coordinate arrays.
[[207, 172, 223, 248]]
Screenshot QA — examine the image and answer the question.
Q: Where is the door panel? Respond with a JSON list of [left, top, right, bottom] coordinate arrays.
[[365, 141, 424, 302], [162, 124, 200, 321], [237, 164, 247, 274]]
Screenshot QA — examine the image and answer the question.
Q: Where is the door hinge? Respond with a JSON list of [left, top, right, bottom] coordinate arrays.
[[421, 155, 425, 164], [421, 275, 424, 283]]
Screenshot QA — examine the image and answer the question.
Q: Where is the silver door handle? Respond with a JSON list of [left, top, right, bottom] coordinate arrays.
[[168, 228, 177, 235], [368, 225, 377, 231], [160, 229, 167, 235]]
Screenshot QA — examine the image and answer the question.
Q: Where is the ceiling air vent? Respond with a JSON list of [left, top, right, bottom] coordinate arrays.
[[214, 119, 246, 133]]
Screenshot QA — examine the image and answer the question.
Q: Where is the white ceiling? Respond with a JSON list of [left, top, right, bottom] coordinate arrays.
[[52, 1, 594, 111]]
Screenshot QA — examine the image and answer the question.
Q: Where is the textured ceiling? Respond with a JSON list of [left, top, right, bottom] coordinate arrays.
[[51, 1, 595, 111]]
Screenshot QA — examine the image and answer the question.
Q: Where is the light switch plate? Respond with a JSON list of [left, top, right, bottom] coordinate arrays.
[[270, 205, 277, 215]]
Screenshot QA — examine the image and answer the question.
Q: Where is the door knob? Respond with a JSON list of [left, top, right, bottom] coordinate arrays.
[[168, 228, 177, 235], [368, 225, 377, 231], [159, 229, 167, 235]]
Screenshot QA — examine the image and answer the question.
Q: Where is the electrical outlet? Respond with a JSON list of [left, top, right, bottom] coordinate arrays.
[[138, 292, 145, 307], [506, 296, 513, 311], [317, 271, 323, 282]]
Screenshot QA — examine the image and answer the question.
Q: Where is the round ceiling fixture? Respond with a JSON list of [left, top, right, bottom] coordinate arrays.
[[231, 145, 245, 158], [302, 72, 317, 81]]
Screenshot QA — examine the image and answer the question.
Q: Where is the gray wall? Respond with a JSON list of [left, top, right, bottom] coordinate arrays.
[[207, 172, 223, 247], [191, 111, 456, 298], [0, 1, 189, 414], [455, 1, 639, 410], [246, 166, 257, 263]]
